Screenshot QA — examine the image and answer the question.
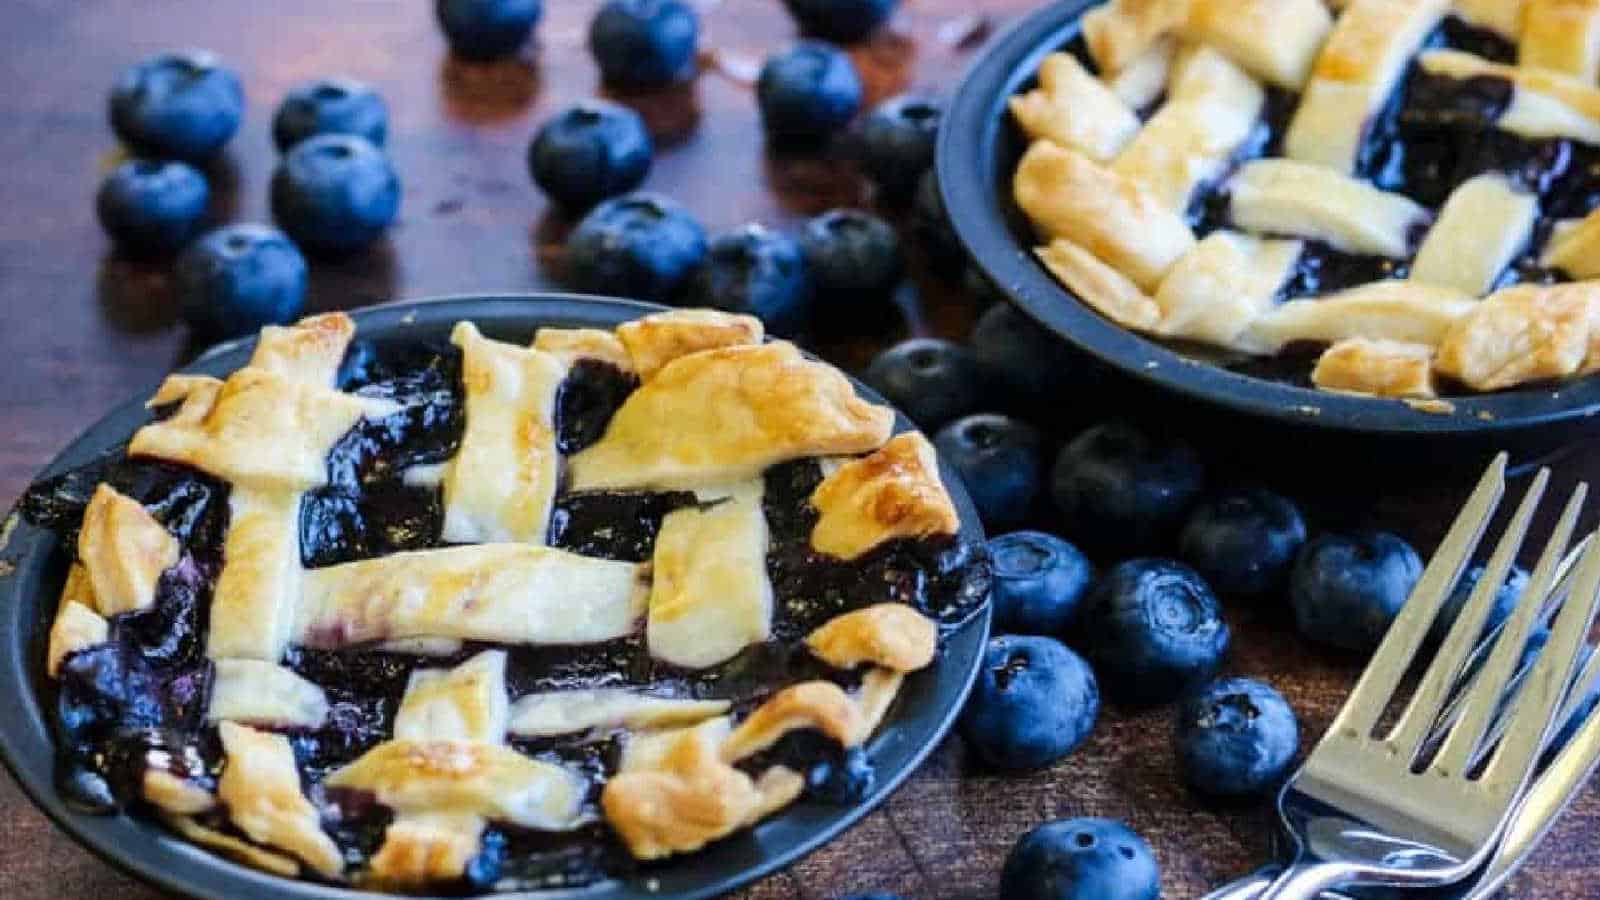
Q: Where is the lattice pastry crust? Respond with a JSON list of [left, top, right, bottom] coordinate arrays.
[[1012, 0, 1600, 397]]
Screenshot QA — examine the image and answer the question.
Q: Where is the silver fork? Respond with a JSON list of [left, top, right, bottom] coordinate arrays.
[[1252, 455, 1600, 899], [1207, 628, 1600, 900]]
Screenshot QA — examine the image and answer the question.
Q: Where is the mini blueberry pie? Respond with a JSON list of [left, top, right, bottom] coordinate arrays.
[[20, 309, 988, 893], [1011, 0, 1600, 398]]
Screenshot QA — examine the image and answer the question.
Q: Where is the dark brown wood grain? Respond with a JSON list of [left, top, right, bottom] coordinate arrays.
[[1, 1, 1597, 897]]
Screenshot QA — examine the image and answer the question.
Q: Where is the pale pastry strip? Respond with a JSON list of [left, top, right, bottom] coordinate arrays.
[[1436, 283, 1600, 390], [1152, 231, 1302, 346], [368, 813, 487, 889], [217, 722, 345, 877], [1081, 0, 1189, 74], [1227, 159, 1428, 258], [1034, 240, 1163, 331], [76, 484, 178, 616], [1311, 339, 1437, 398], [1409, 174, 1538, 295], [295, 544, 645, 649], [165, 815, 301, 877], [531, 326, 633, 371], [647, 494, 773, 669], [602, 718, 767, 860], [1180, 0, 1333, 88], [249, 312, 357, 387], [1009, 53, 1142, 162], [1014, 140, 1196, 291], [508, 690, 731, 738], [326, 740, 588, 830], [1108, 37, 1177, 110], [1420, 50, 1600, 142], [143, 770, 216, 816], [1521, 0, 1600, 81], [805, 604, 939, 672], [1284, 0, 1449, 172], [615, 308, 765, 382], [438, 322, 566, 545], [1541, 210, 1600, 278], [207, 487, 302, 661], [1111, 47, 1265, 213], [1239, 280, 1476, 354], [393, 649, 510, 744], [568, 341, 893, 492], [208, 659, 329, 729], [808, 432, 960, 561], [47, 599, 107, 677]]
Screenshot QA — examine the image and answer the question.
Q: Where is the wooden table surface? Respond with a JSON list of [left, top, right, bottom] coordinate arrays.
[[2, 0, 1599, 897]]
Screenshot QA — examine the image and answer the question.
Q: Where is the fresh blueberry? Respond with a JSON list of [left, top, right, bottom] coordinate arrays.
[[1427, 564, 1531, 647], [857, 94, 941, 201], [987, 531, 1094, 636], [108, 50, 244, 162], [175, 224, 308, 339], [782, 0, 899, 43], [588, 0, 700, 88], [272, 77, 389, 152], [912, 170, 964, 271], [757, 42, 863, 141], [1051, 423, 1206, 558], [1290, 531, 1423, 653], [799, 209, 902, 306], [1179, 489, 1307, 603], [1076, 559, 1230, 705], [270, 134, 401, 253], [1000, 818, 1160, 900], [862, 339, 985, 431], [685, 224, 810, 334], [566, 192, 707, 302], [969, 302, 1084, 409], [528, 101, 653, 210], [933, 414, 1042, 532], [95, 159, 209, 256], [960, 635, 1099, 770], [1175, 677, 1299, 796], [436, 0, 543, 60]]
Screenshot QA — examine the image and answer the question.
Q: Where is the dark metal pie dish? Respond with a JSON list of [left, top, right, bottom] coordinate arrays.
[[0, 293, 991, 900], [938, 0, 1600, 445]]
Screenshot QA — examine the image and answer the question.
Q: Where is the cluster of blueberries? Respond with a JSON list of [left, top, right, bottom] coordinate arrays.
[[844, 325, 1553, 896], [94, 0, 931, 345]]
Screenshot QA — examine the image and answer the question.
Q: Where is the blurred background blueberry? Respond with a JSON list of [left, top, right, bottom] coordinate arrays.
[[1052, 422, 1205, 559], [175, 224, 307, 339], [566, 192, 707, 303], [528, 100, 653, 210], [1076, 558, 1230, 705], [436, 0, 543, 60], [1290, 531, 1423, 653], [1426, 563, 1530, 647], [933, 414, 1042, 533], [95, 159, 209, 256], [1175, 677, 1299, 797], [589, 0, 699, 88], [757, 42, 863, 141], [272, 77, 389, 152], [1001, 818, 1160, 900], [685, 224, 810, 334], [270, 134, 401, 253], [1179, 488, 1307, 603], [108, 50, 244, 162], [856, 94, 941, 202], [968, 302, 1086, 412], [960, 635, 1099, 771], [987, 531, 1094, 636], [799, 209, 902, 307], [911, 171, 965, 271], [781, 0, 899, 43], [862, 338, 985, 432]]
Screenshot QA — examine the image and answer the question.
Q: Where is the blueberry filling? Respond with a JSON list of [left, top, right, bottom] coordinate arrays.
[[20, 337, 987, 890]]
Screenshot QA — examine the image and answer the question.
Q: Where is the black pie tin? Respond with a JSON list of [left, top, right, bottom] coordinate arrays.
[[0, 294, 991, 900], [937, 0, 1600, 456]]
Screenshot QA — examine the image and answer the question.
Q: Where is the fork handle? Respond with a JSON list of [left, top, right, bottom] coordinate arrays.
[[1201, 866, 1360, 900], [1255, 861, 1365, 900]]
